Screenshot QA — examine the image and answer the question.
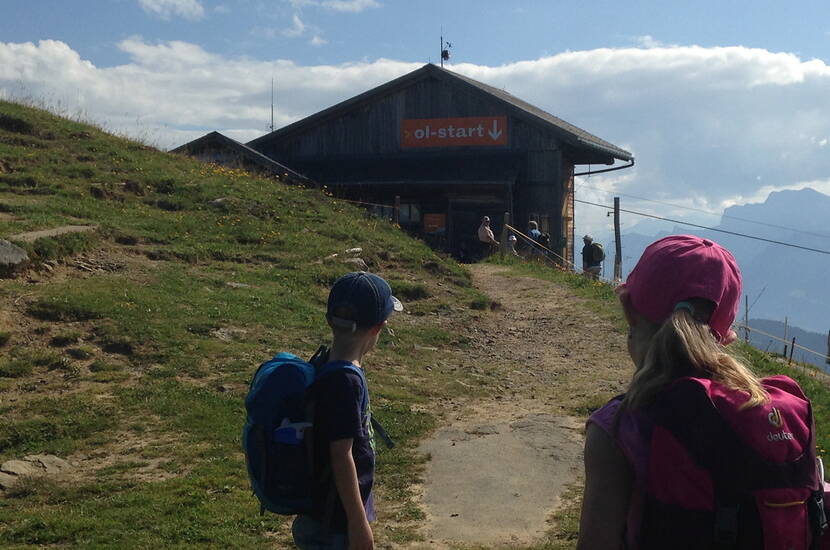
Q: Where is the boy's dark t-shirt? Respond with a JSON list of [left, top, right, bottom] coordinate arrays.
[[308, 364, 376, 533]]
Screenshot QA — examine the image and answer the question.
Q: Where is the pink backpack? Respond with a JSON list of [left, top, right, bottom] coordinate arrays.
[[594, 375, 828, 549]]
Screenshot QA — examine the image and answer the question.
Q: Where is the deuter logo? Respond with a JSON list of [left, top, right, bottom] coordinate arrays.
[[767, 430, 794, 442], [768, 407, 783, 428]]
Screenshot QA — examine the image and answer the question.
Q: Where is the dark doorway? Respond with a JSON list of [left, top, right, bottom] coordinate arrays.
[[449, 200, 506, 262]]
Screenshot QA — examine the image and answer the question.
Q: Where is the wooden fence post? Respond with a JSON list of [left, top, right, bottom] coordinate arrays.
[[826, 330, 830, 365], [788, 337, 796, 365], [500, 211, 510, 259], [393, 195, 400, 225], [744, 295, 750, 343]]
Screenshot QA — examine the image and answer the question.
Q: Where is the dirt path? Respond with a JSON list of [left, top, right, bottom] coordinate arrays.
[[8, 224, 96, 243], [411, 264, 632, 548]]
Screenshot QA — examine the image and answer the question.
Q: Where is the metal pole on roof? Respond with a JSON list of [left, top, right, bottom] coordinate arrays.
[[440, 31, 443, 68]]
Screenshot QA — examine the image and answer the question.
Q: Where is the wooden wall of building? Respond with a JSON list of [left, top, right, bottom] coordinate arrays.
[[254, 74, 572, 258]]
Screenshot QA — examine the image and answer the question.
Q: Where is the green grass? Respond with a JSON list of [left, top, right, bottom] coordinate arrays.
[[0, 358, 32, 378], [49, 330, 82, 347], [0, 99, 484, 549], [6, 97, 827, 550]]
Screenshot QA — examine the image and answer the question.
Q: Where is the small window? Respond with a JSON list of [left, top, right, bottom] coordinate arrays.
[[399, 203, 421, 224]]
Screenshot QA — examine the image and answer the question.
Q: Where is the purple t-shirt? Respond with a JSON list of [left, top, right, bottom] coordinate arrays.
[[308, 363, 375, 533]]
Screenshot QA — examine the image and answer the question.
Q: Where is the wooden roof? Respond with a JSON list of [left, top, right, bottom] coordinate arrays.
[[171, 131, 310, 182], [247, 64, 632, 163]]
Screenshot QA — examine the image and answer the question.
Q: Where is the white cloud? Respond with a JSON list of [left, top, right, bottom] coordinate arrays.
[[636, 35, 663, 48], [283, 14, 306, 37], [310, 35, 327, 47], [2, 39, 830, 243], [286, 0, 380, 12], [138, 0, 205, 20], [720, 178, 830, 208], [321, 0, 380, 12]]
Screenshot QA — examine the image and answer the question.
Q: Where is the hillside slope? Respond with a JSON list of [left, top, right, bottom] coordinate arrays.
[[4, 101, 830, 550], [0, 100, 488, 549]]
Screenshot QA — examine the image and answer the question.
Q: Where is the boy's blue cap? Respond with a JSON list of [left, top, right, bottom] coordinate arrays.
[[327, 272, 403, 331]]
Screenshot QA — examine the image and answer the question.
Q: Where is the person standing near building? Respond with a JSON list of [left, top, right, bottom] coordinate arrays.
[[581, 234, 603, 279], [528, 221, 542, 242], [527, 221, 543, 257], [477, 216, 499, 260]]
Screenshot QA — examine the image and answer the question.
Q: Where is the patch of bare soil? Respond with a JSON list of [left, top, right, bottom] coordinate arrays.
[[8, 224, 97, 243], [0, 245, 160, 410], [67, 430, 192, 484], [410, 264, 632, 548]]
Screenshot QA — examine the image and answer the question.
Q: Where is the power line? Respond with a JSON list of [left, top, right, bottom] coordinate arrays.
[[575, 199, 830, 256], [575, 182, 830, 241]]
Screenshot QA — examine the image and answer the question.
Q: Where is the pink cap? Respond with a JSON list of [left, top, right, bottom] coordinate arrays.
[[621, 235, 742, 342]]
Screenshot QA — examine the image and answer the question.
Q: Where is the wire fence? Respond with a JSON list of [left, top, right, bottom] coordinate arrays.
[[733, 322, 829, 365], [501, 226, 830, 369], [503, 223, 618, 284]]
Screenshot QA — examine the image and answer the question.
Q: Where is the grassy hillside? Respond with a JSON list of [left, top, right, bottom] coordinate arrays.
[[3, 99, 830, 550], [0, 100, 490, 549]]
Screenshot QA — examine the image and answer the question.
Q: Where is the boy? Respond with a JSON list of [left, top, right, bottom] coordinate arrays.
[[292, 271, 403, 550]]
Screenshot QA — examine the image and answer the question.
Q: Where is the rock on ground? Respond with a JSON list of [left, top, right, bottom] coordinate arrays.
[[0, 239, 29, 277], [0, 454, 72, 492]]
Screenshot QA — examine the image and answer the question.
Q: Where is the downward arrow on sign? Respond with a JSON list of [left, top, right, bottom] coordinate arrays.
[[488, 119, 502, 140]]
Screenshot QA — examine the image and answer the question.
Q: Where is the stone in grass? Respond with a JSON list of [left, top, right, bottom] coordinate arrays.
[[0, 455, 72, 492], [0, 471, 17, 490], [23, 454, 71, 474], [0, 240, 29, 278], [0, 459, 40, 477], [225, 282, 252, 289], [341, 257, 368, 271]]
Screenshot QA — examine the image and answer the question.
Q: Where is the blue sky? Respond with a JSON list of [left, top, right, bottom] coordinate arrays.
[[2, 0, 830, 242], [5, 1, 829, 69]]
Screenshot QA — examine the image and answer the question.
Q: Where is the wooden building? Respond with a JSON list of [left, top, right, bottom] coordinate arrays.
[[171, 131, 310, 184], [180, 64, 632, 262], [248, 64, 632, 263]]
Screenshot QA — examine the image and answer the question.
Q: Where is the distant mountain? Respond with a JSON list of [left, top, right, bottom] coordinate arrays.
[[609, 187, 830, 333], [745, 318, 829, 371]]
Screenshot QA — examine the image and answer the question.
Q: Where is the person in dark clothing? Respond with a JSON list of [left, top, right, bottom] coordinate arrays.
[[292, 272, 403, 550], [581, 234, 602, 280]]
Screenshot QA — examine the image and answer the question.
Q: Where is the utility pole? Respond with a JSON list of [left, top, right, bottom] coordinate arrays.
[[613, 197, 622, 281]]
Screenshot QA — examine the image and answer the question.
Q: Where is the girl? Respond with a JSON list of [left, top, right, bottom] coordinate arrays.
[[577, 235, 822, 550]]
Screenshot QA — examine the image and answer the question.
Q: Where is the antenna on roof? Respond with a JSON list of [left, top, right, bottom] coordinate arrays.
[[269, 77, 275, 132], [440, 28, 451, 67]]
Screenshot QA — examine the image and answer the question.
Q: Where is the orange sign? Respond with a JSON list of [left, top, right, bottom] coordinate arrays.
[[401, 116, 508, 148], [423, 213, 446, 233]]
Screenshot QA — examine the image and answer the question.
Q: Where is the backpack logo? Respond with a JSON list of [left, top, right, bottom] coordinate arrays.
[[768, 407, 783, 428]]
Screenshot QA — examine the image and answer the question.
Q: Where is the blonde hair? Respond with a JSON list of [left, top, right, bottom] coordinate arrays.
[[621, 308, 767, 415]]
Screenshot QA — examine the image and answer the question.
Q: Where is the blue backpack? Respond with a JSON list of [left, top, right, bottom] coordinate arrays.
[[243, 347, 390, 516]]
